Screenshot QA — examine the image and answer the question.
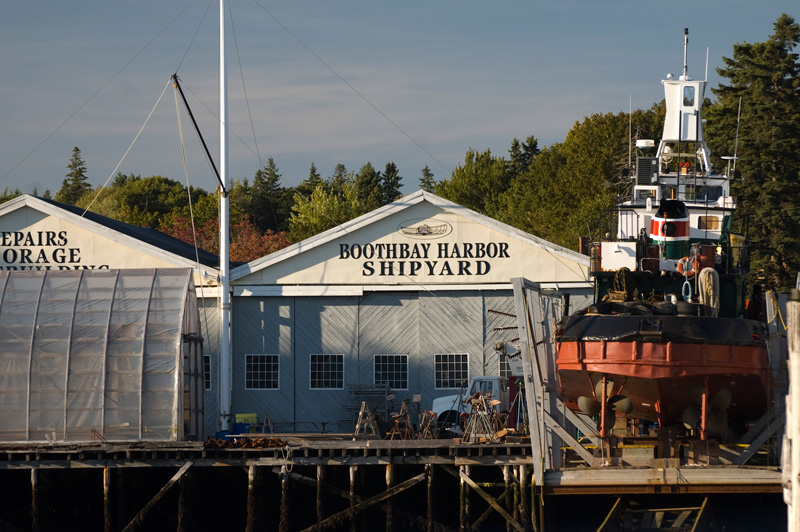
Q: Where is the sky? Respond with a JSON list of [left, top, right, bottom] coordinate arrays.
[[1, 1, 798, 198]]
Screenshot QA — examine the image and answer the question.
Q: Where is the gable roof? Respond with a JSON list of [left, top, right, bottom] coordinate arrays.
[[0, 194, 222, 270], [231, 190, 589, 283]]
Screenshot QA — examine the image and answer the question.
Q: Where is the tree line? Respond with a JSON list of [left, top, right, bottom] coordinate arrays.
[[436, 14, 800, 291], [13, 151, 421, 263], [3, 14, 798, 290]]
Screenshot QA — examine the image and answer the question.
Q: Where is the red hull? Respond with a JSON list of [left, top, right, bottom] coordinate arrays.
[[556, 335, 770, 430]]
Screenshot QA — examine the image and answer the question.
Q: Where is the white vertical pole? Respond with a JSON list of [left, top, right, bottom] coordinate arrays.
[[218, 0, 232, 432], [785, 291, 800, 531]]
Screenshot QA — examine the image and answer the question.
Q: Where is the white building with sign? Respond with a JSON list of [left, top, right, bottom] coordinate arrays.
[[227, 190, 592, 433], [0, 195, 220, 275], [0, 192, 592, 437]]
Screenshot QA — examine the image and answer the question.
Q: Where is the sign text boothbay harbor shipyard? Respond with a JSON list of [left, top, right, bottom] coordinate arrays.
[[339, 241, 511, 277], [0, 230, 109, 270]]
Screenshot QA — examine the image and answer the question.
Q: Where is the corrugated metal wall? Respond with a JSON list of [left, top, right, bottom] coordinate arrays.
[[222, 289, 590, 433], [231, 297, 295, 430], [199, 298, 220, 435], [357, 292, 419, 421], [418, 291, 483, 404], [294, 297, 358, 432]]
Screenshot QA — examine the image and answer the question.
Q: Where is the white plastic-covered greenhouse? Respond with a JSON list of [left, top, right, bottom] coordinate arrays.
[[0, 268, 204, 443]]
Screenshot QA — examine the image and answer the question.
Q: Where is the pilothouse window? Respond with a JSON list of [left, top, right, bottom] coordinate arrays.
[[636, 189, 657, 201], [698, 216, 720, 230], [683, 86, 695, 107]]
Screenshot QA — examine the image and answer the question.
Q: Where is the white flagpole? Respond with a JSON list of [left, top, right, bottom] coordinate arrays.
[[218, 0, 232, 432]]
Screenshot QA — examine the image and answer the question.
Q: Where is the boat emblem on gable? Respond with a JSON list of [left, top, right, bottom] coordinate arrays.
[[397, 219, 452, 239]]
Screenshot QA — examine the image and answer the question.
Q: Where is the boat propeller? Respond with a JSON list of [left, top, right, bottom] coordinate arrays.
[[577, 379, 633, 416], [682, 385, 731, 433]]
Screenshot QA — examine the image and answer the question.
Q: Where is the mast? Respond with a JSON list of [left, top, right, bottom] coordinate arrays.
[[682, 28, 689, 80], [218, 0, 232, 432]]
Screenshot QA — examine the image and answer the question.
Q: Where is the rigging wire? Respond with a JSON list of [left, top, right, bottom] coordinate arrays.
[[227, 1, 262, 166], [227, 1, 280, 231], [174, 77, 215, 346], [81, 79, 173, 217], [174, 80, 203, 265], [249, 0, 451, 176], [175, 0, 216, 74], [1, 1, 200, 186]]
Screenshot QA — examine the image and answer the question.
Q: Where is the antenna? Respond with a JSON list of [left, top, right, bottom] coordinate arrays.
[[705, 47, 709, 82], [628, 95, 632, 171], [733, 97, 742, 172], [682, 28, 689, 79]]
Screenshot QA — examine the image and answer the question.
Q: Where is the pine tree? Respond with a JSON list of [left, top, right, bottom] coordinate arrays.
[[55, 147, 92, 205], [707, 14, 800, 290], [296, 162, 324, 198], [419, 165, 436, 192], [327, 164, 348, 196], [354, 162, 382, 212], [0, 188, 22, 205], [380, 162, 402, 203], [508, 135, 540, 178], [252, 158, 288, 232]]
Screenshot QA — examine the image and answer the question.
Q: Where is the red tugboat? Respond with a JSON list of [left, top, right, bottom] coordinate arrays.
[[556, 29, 769, 441]]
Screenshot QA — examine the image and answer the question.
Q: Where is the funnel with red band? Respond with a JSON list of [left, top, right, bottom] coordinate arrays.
[[650, 200, 690, 259]]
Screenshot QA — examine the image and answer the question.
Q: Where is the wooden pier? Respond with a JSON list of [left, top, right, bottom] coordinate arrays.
[[0, 435, 783, 532]]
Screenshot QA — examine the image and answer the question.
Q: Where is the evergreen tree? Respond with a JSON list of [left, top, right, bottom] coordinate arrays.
[[55, 147, 92, 205], [251, 158, 288, 232], [419, 165, 436, 193], [0, 188, 22, 205], [296, 162, 324, 198], [706, 14, 800, 290], [308, 162, 322, 187], [327, 163, 349, 196], [508, 139, 524, 178], [508, 135, 540, 178], [354, 162, 382, 212], [228, 178, 252, 228], [380, 162, 403, 203]]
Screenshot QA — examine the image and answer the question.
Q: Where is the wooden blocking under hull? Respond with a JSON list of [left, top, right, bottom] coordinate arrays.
[[657, 427, 680, 458], [686, 439, 721, 465]]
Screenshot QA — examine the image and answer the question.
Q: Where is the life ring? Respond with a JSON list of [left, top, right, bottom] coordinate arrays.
[[677, 256, 695, 277]]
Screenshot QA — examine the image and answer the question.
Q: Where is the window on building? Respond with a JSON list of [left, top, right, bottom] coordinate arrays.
[[698, 216, 720, 230], [434, 353, 468, 389], [245, 354, 279, 390], [204, 354, 211, 390], [310, 354, 344, 390], [374, 354, 408, 390]]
